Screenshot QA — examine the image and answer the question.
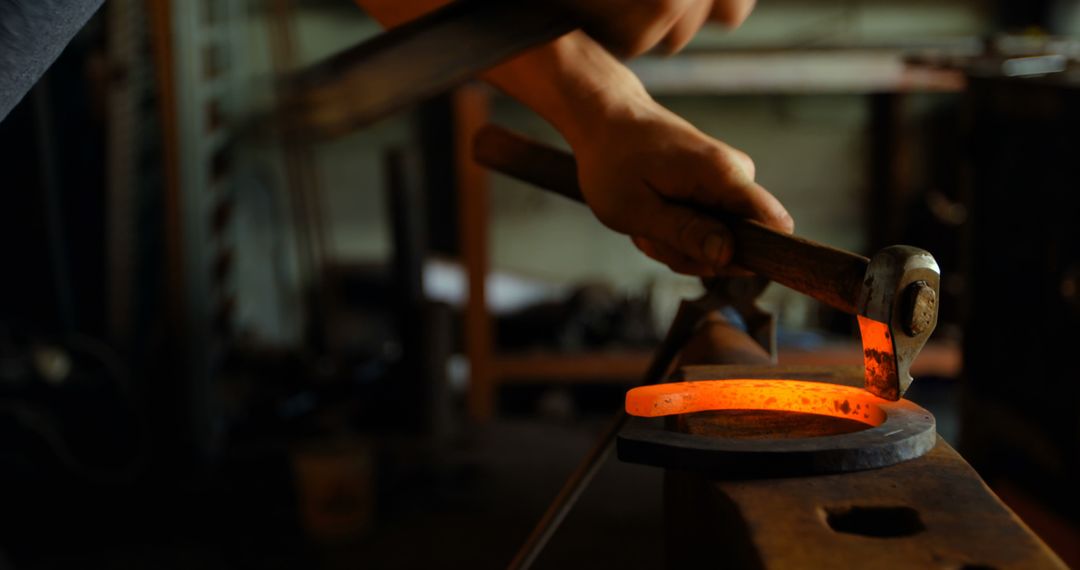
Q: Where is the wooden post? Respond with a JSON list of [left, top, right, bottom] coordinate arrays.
[[454, 85, 493, 422]]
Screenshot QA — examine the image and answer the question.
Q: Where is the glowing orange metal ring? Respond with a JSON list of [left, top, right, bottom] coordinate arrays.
[[618, 379, 937, 476], [626, 379, 901, 426]]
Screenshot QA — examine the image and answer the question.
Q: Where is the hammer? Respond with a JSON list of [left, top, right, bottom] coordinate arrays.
[[473, 124, 940, 401]]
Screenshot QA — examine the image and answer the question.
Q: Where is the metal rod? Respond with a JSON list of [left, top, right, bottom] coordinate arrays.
[[507, 299, 711, 569], [285, 0, 579, 136], [507, 410, 624, 570]]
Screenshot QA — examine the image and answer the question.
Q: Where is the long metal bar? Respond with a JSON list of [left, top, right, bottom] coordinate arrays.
[[284, 0, 579, 136], [507, 298, 712, 569]]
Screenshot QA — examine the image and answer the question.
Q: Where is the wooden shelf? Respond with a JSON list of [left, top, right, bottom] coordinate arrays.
[[494, 351, 652, 383], [779, 339, 961, 378], [630, 49, 966, 95]]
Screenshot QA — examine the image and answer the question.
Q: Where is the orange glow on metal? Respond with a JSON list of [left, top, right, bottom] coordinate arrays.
[[625, 379, 890, 426], [857, 315, 900, 400]]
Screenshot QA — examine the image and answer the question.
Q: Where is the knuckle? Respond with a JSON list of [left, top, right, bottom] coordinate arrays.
[[702, 144, 729, 163], [737, 151, 756, 179], [704, 145, 750, 183], [774, 209, 795, 233], [738, 150, 756, 170]]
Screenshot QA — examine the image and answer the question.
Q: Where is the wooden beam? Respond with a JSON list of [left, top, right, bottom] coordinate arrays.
[[456, 85, 494, 421]]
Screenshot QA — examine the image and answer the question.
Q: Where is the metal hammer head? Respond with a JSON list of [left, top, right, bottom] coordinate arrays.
[[856, 246, 941, 400]]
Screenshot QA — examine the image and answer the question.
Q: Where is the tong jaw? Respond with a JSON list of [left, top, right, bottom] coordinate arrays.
[[856, 246, 941, 400]]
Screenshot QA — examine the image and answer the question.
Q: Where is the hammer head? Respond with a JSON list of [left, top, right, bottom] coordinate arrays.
[[856, 246, 941, 400]]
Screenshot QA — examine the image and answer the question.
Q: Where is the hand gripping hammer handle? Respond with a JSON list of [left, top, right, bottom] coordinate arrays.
[[473, 125, 870, 316]]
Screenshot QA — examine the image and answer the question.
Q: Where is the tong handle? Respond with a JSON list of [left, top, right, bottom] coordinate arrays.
[[473, 125, 869, 315]]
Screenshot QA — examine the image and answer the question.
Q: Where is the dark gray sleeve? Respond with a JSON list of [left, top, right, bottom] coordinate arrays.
[[0, 0, 105, 122]]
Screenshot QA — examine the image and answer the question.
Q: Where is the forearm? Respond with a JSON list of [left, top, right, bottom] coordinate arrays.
[[483, 31, 652, 149], [353, 0, 651, 149], [355, 0, 792, 276]]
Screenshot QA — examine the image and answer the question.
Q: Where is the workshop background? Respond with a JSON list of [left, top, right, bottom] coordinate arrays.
[[0, 0, 1078, 568]]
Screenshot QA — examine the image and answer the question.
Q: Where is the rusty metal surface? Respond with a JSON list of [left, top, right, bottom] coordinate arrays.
[[665, 437, 1066, 569], [659, 366, 1064, 569], [649, 335, 1063, 568]]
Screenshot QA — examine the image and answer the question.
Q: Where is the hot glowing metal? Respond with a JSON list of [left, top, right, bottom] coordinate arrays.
[[619, 378, 938, 477], [625, 379, 921, 425]]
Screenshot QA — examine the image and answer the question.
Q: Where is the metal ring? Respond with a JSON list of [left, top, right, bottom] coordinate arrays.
[[617, 379, 936, 477]]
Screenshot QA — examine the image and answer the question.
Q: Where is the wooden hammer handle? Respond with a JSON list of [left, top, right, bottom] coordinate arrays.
[[473, 125, 869, 315]]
